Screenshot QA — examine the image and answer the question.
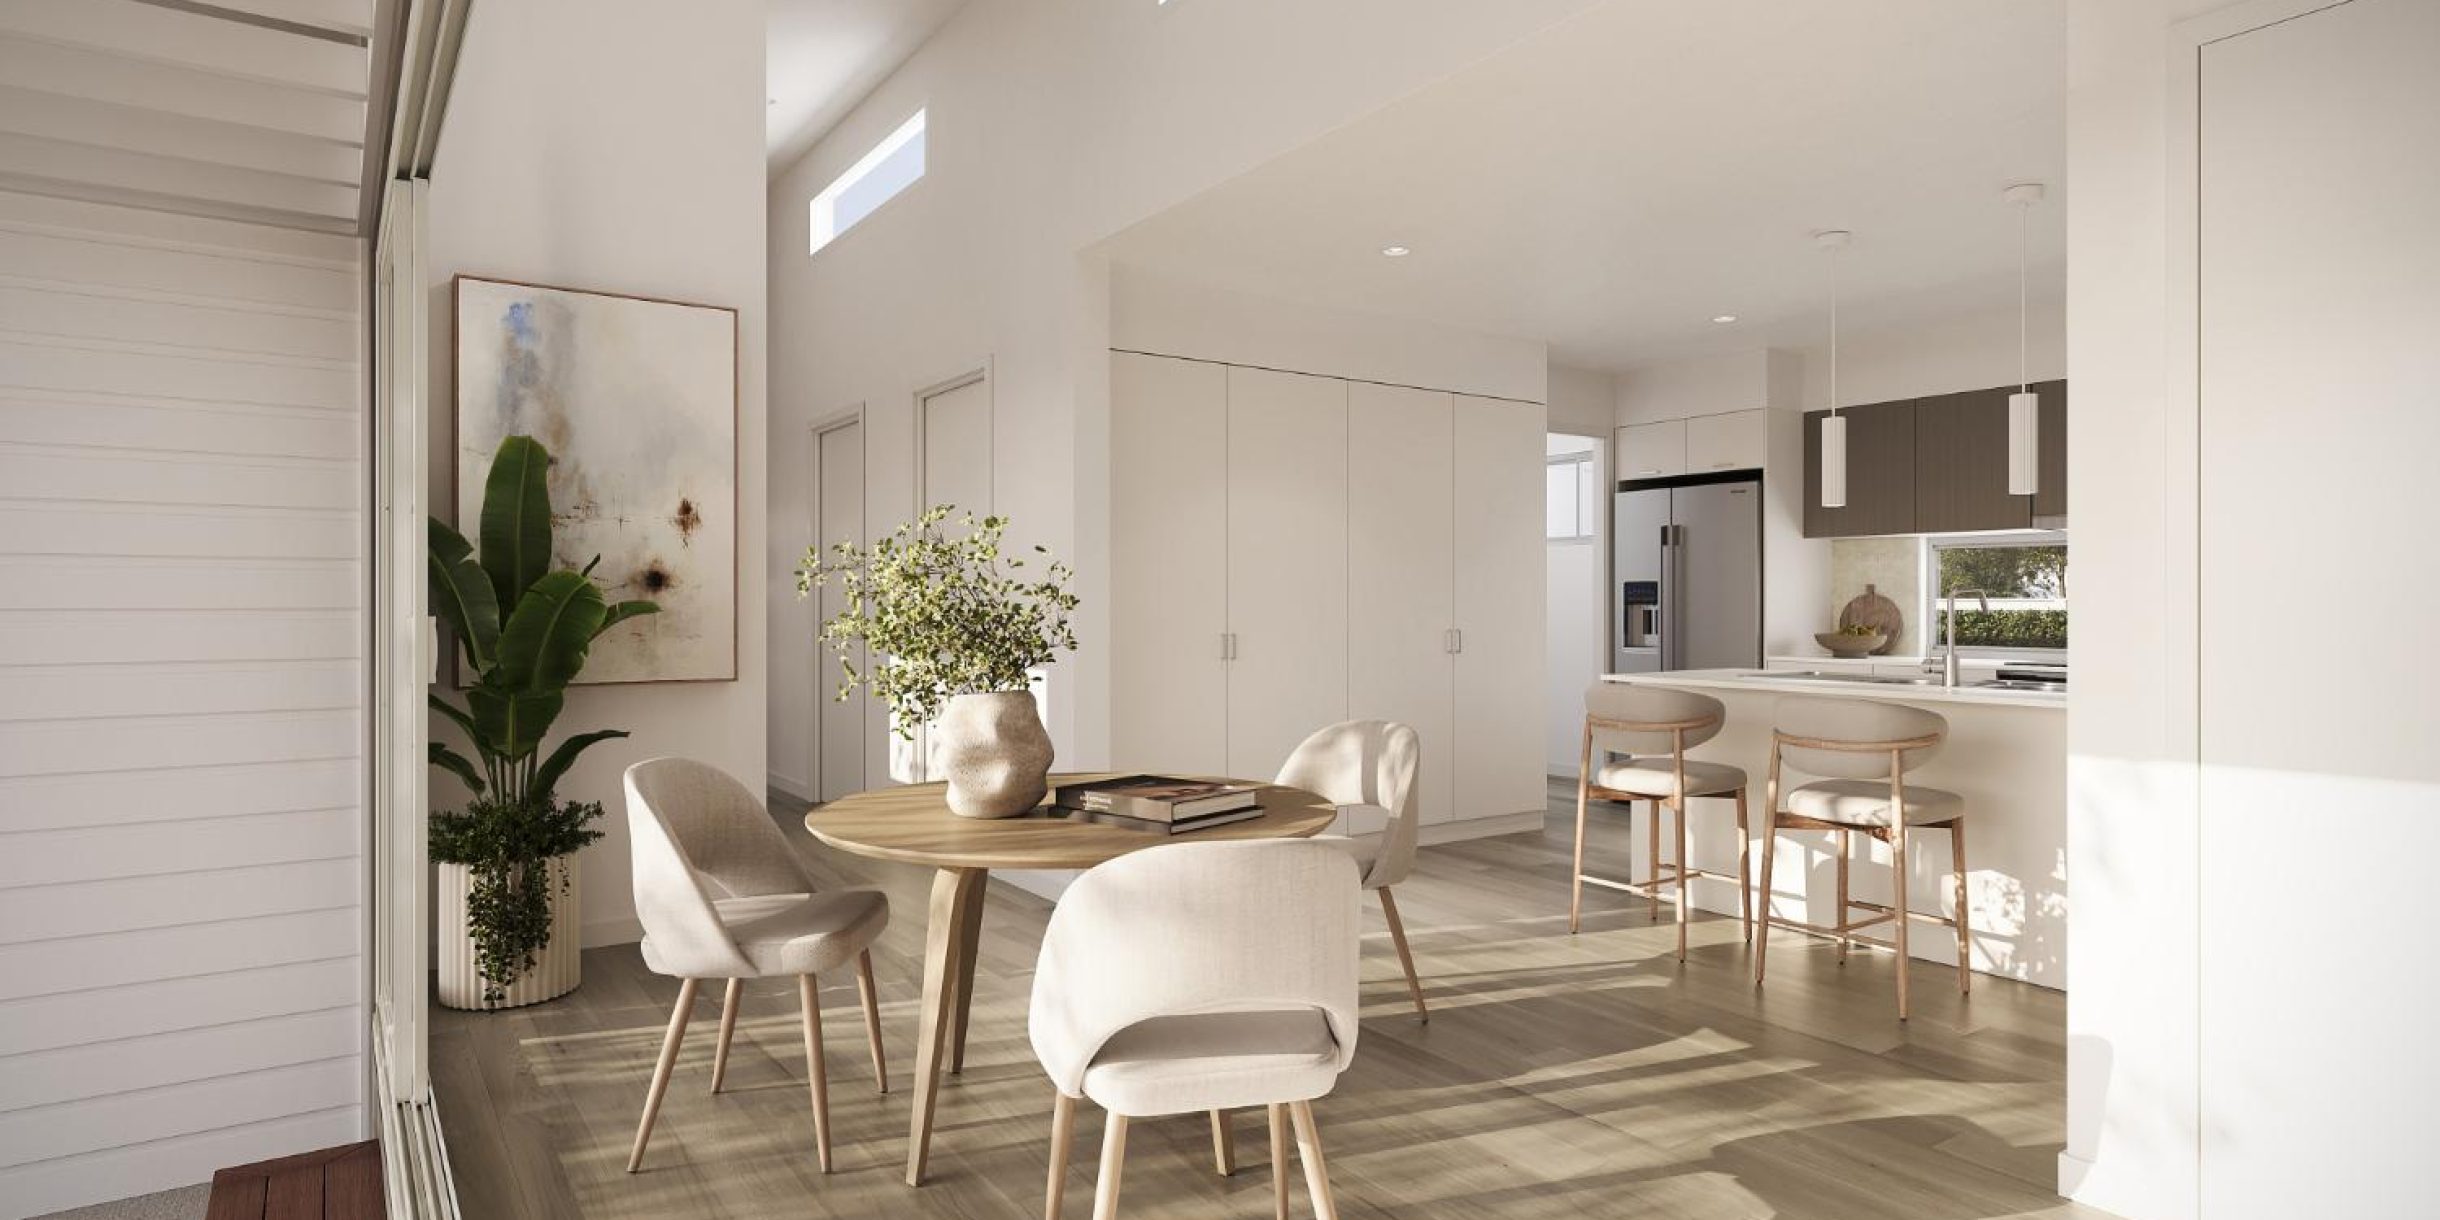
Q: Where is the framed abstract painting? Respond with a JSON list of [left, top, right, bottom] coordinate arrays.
[[453, 275, 738, 684]]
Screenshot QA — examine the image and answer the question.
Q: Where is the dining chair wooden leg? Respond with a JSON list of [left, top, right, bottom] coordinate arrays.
[[1569, 736, 1593, 934], [1208, 1109, 1235, 1176], [1753, 807, 1778, 987], [626, 976, 699, 1173], [1734, 788, 1753, 944], [1951, 822, 1973, 995], [1376, 887, 1429, 1022], [799, 974, 834, 1173], [856, 949, 889, 1093], [1288, 1100, 1340, 1220], [1836, 830, 1852, 963], [1091, 1113, 1129, 1220], [1645, 799, 1662, 920], [1890, 829, 1912, 1021], [709, 978, 743, 1095], [1046, 1090, 1076, 1220], [1267, 1104, 1291, 1220], [1672, 799, 1691, 962]]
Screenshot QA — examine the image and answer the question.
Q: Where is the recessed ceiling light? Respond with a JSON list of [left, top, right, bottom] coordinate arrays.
[[1712, 314, 1740, 324], [1380, 245, 1411, 258]]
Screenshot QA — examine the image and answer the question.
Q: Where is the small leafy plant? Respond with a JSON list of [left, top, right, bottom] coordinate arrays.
[[428, 435, 657, 1005], [795, 505, 1079, 737]]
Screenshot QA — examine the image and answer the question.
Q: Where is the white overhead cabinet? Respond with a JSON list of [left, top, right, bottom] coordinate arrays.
[[1109, 351, 1545, 830], [1614, 418, 1686, 480], [1684, 409, 1766, 474]]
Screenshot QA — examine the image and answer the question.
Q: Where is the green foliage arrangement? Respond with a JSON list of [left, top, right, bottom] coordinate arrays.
[[1935, 608, 2069, 650], [795, 505, 1079, 737], [428, 435, 657, 1005]]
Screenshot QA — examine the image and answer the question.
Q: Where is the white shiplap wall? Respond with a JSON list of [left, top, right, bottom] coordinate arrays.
[[0, 189, 364, 1217]]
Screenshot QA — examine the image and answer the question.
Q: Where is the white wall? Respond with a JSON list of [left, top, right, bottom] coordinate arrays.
[[0, 191, 365, 1216], [425, 0, 767, 947], [2060, 1, 2237, 1216], [1545, 361, 1615, 435], [766, 0, 1605, 783], [1614, 348, 1794, 424], [1793, 300, 2065, 410]]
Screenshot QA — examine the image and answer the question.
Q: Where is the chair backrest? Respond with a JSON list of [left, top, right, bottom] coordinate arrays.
[[1583, 682, 1726, 757], [1275, 720, 1421, 888], [1029, 839, 1361, 1098], [624, 757, 817, 978], [1771, 696, 1947, 780]]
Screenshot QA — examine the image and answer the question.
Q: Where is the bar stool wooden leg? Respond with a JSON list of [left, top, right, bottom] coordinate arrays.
[[1734, 788, 1753, 944], [1836, 830, 1852, 963], [1951, 822, 1973, 995], [1754, 804, 1779, 986], [1046, 1089, 1076, 1220], [1646, 799, 1662, 920], [1890, 829, 1912, 1021], [1673, 798, 1691, 962]]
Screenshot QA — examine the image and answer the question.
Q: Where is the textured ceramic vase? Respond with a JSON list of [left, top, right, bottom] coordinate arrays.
[[935, 690, 1054, 818]]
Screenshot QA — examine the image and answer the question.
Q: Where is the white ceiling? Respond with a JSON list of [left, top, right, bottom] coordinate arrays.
[[766, 0, 966, 172], [0, 0, 378, 233], [1100, 0, 2067, 371]]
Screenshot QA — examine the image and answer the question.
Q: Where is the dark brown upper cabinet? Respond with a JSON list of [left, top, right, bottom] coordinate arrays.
[[1803, 379, 2069, 538], [1914, 387, 2032, 534], [1803, 399, 1917, 538], [2033, 379, 2068, 520]]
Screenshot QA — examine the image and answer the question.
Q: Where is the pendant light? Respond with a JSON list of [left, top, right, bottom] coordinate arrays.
[[2004, 183, 2045, 496], [1816, 230, 1853, 509]]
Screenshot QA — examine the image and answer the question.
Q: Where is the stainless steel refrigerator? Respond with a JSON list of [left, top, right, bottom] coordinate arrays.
[[1613, 478, 1762, 673]]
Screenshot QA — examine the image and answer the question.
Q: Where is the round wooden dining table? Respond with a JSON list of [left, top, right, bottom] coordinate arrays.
[[805, 773, 1337, 1186]]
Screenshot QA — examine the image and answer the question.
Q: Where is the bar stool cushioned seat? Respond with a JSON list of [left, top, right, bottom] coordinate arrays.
[[1593, 756, 1748, 799], [1784, 778, 1965, 826]]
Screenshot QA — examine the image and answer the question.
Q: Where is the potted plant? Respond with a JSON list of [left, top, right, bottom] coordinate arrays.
[[427, 435, 658, 1008], [797, 505, 1079, 817]]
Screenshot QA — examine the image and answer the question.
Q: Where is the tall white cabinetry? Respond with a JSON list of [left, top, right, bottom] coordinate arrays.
[[1110, 351, 1545, 829]]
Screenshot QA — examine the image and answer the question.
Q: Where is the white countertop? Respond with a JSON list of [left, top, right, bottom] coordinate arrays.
[[1602, 667, 2066, 710]]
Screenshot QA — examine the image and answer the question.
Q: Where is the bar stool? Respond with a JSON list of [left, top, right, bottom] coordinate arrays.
[[1753, 696, 1972, 1020], [1570, 682, 1752, 960]]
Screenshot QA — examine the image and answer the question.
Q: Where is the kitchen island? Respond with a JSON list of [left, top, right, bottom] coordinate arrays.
[[1595, 669, 2065, 988]]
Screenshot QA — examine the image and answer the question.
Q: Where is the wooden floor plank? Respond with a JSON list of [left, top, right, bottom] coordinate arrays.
[[426, 781, 2115, 1220]]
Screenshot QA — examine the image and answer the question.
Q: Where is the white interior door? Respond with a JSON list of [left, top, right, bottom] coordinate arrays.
[[1348, 382, 1455, 826], [1453, 395, 1548, 820], [370, 178, 427, 1107], [2197, 2, 2440, 1212], [1110, 352, 1229, 773], [814, 415, 866, 801], [918, 370, 992, 520], [1226, 366, 1348, 781]]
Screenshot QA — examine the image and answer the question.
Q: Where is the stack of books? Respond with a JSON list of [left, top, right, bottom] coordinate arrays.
[[1049, 775, 1265, 834]]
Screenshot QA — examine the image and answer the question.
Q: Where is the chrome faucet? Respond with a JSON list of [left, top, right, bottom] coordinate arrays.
[[1940, 588, 1990, 687]]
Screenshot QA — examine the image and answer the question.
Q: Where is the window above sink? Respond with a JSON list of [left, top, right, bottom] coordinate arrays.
[[1928, 532, 2067, 660]]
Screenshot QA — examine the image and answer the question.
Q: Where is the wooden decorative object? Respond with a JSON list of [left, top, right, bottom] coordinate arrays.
[[1838, 584, 1906, 655]]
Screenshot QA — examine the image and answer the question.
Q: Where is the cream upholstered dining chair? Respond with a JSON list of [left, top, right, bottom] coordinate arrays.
[[1033, 839, 1362, 1220], [622, 758, 891, 1174], [1276, 720, 1429, 1021], [1753, 696, 1972, 1021], [1571, 682, 1752, 960]]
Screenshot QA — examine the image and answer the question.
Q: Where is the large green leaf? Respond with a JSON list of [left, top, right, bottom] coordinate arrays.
[[479, 435, 553, 611], [429, 691, 479, 743], [594, 599, 659, 639], [427, 518, 499, 672], [492, 570, 607, 692], [428, 741, 486, 794], [530, 729, 628, 802], [468, 686, 562, 761]]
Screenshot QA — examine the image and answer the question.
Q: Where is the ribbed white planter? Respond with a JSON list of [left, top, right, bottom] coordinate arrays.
[[437, 855, 582, 1011]]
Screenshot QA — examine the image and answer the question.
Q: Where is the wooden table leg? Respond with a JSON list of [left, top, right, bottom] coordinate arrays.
[[946, 871, 989, 1075], [907, 866, 986, 1186]]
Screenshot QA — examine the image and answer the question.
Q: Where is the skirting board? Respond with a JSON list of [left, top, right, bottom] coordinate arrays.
[[582, 916, 644, 949], [996, 809, 1548, 905], [767, 771, 814, 804]]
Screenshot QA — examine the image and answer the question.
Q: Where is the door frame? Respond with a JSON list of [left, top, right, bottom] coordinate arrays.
[[911, 360, 994, 518], [808, 405, 867, 799]]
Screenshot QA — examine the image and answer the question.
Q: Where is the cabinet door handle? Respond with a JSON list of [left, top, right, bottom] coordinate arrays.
[[1451, 628, 1465, 655], [1219, 632, 1235, 661], [1711, 460, 1736, 469]]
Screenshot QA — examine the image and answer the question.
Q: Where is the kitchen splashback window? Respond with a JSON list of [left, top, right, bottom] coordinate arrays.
[[1928, 534, 2067, 653]]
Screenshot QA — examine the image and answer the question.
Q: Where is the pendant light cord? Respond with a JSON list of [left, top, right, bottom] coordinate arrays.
[[2017, 202, 2029, 392], [1829, 244, 1840, 416]]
